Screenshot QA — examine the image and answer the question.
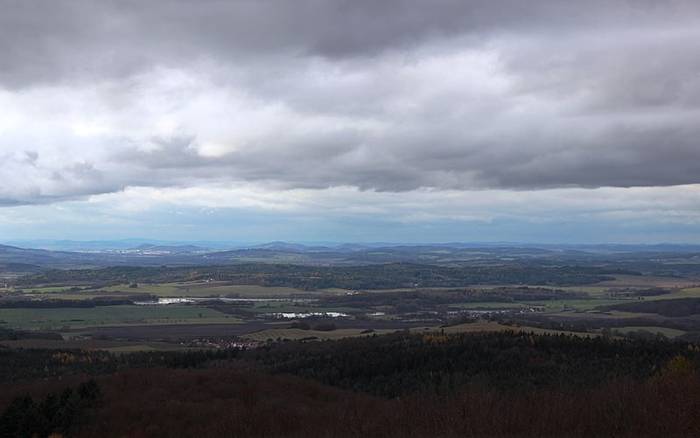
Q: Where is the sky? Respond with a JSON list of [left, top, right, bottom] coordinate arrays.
[[1, 0, 700, 244]]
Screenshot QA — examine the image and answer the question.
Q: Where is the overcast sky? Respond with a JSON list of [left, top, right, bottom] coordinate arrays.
[[1, 0, 700, 243]]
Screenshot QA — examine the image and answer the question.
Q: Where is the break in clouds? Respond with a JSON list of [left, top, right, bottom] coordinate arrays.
[[1, 0, 700, 226]]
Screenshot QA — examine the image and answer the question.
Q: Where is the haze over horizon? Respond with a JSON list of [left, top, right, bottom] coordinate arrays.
[[2, 1, 700, 243]]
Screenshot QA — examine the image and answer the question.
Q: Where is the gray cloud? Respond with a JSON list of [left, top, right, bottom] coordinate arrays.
[[1, 0, 700, 205], [113, 119, 700, 192], [2, 1, 698, 87]]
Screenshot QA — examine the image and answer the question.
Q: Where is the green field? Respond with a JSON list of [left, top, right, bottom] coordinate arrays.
[[528, 298, 632, 311], [24, 286, 72, 293], [547, 310, 650, 321], [0, 305, 238, 331], [100, 282, 345, 298], [15, 281, 350, 300]]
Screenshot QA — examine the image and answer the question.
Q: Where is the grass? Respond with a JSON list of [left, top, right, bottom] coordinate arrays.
[[525, 298, 632, 312], [100, 282, 344, 298], [248, 301, 361, 315], [0, 305, 239, 331], [24, 292, 121, 300], [23, 286, 73, 293], [547, 310, 649, 320], [16, 281, 349, 301], [472, 276, 699, 298]]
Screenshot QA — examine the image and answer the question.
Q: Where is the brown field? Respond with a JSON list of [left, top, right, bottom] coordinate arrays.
[[0, 338, 197, 352], [243, 327, 396, 341], [64, 321, 285, 341], [242, 320, 599, 342], [596, 275, 699, 289]]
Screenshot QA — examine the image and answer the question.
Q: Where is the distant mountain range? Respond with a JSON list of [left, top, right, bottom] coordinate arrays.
[[0, 241, 700, 278], [3, 239, 244, 252], [2, 240, 700, 279], [8, 239, 700, 253]]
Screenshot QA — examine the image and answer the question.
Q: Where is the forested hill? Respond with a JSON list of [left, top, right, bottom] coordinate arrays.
[[3, 331, 700, 437], [13, 262, 629, 289]]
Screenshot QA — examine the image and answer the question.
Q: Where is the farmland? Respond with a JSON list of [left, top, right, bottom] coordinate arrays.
[[0, 305, 239, 331], [1, 244, 700, 351], [3, 243, 700, 437], [2, 273, 700, 348]]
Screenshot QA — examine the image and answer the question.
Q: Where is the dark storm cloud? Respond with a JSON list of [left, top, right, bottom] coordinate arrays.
[[1, 0, 700, 204], [117, 122, 700, 192], [504, 29, 700, 110], [2, 0, 697, 87]]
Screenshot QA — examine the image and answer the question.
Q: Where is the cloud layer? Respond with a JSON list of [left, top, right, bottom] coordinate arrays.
[[1, 1, 699, 241], [2, 1, 700, 201]]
